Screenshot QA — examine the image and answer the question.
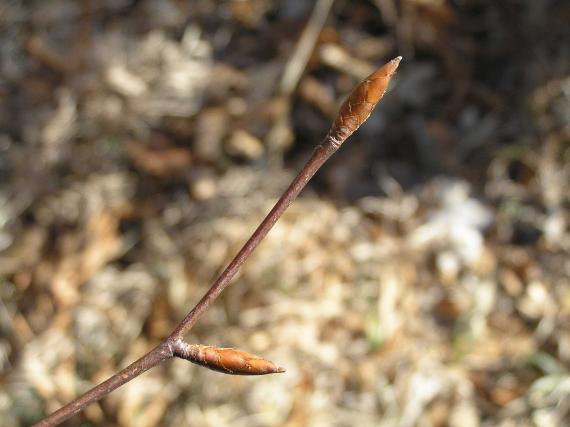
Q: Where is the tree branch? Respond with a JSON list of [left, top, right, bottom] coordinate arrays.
[[34, 56, 401, 427]]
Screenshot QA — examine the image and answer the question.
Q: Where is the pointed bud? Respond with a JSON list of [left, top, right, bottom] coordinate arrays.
[[175, 343, 286, 375], [328, 56, 402, 145]]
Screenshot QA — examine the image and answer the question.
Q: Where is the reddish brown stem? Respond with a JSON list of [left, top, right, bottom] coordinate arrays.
[[172, 55, 402, 340], [170, 139, 337, 339], [35, 56, 401, 427], [34, 343, 174, 427]]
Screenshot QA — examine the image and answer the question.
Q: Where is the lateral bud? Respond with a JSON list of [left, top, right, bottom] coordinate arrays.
[[175, 343, 286, 376]]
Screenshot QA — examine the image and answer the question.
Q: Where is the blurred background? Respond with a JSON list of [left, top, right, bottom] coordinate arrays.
[[0, 1, 569, 426]]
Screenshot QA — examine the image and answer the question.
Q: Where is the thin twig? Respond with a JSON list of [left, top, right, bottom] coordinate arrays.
[[35, 56, 401, 427], [34, 343, 174, 427]]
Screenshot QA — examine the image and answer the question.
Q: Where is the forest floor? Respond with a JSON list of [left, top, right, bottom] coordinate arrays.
[[1, 1, 569, 426]]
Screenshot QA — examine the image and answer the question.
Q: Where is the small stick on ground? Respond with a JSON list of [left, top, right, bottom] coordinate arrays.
[[279, 0, 335, 96], [35, 56, 402, 427]]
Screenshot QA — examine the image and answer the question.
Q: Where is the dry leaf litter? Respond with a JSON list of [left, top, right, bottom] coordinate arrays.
[[0, 1, 569, 426]]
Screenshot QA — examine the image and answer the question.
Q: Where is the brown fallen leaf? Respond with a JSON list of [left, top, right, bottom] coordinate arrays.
[[126, 140, 192, 178]]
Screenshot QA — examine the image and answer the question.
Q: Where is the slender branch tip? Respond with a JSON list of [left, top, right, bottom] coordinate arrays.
[[36, 54, 400, 426]]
